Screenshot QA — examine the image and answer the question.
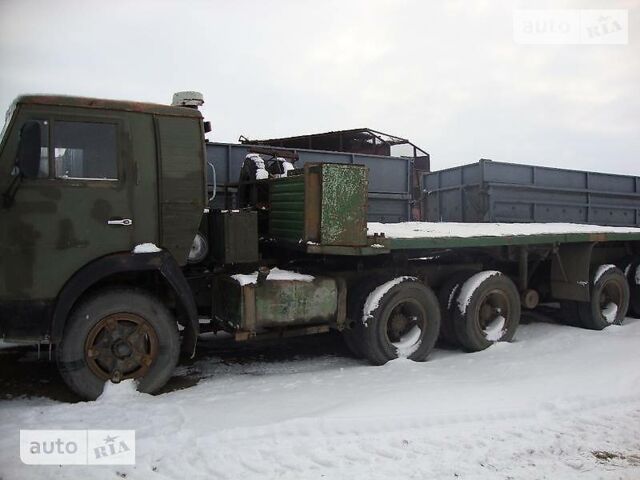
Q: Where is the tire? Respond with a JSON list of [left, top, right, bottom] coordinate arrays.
[[559, 300, 583, 327], [437, 270, 476, 346], [624, 260, 640, 318], [452, 271, 521, 352], [56, 288, 180, 400], [342, 328, 366, 358], [342, 278, 382, 359], [575, 265, 630, 330], [361, 277, 441, 365]]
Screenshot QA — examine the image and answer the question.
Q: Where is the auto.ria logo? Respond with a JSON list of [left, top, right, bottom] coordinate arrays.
[[20, 429, 135, 465]]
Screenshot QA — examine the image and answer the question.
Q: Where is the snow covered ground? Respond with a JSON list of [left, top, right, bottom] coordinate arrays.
[[2, 315, 640, 479]]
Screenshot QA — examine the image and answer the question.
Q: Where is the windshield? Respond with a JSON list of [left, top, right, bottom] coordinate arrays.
[[0, 101, 16, 148]]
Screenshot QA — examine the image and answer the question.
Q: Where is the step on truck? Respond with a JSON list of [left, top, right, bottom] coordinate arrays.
[[1, 92, 639, 399]]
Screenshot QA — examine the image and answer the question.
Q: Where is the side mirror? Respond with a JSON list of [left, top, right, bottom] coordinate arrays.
[[17, 121, 41, 179]]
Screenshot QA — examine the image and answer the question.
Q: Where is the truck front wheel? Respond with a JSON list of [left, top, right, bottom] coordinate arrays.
[[56, 288, 180, 400], [361, 278, 440, 365]]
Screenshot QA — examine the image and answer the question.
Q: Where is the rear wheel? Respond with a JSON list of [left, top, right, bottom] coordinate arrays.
[[573, 265, 629, 330], [342, 326, 366, 358], [559, 300, 583, 327], [437, 270, 476, 346], [342, 278, 382, 359], [452, 271, 521, 352], [56, 288, 180, 400], [361, 278, 441, 365], [624, 260, 640, 318]]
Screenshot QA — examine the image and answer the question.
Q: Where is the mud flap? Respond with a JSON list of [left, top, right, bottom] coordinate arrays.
[[158, 254, 199, 357], [550, 242, 595, 302]]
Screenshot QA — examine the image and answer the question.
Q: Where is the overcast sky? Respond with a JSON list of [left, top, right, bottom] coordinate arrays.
[[1, 0, 638, 174]]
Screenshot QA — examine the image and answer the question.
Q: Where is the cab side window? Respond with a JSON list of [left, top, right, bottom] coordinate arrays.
[[53, 121, 117, 180]]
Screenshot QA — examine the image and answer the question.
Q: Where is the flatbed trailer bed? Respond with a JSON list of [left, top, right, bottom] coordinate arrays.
[[368, 221, 640, 250], [301, 222, 640, 255]]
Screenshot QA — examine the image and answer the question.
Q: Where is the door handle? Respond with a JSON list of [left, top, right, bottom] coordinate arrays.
[[107, 218, 133, 226]]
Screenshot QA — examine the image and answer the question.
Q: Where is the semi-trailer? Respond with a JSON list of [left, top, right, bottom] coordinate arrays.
[[1, 93, 639, 399]]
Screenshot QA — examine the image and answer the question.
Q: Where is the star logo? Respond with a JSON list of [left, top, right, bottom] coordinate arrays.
[[103, 435, 118, 443]]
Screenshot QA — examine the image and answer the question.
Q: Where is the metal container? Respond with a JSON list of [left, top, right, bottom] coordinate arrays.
[[213, 275, 338, 331], [206, 142, 411, 222], [210, 210, 259, 264], [269, 163, 368, 247], [422, 159, 640, 227]]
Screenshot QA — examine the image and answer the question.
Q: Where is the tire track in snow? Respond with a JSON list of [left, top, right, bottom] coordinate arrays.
[[200, 392, 640, 445]]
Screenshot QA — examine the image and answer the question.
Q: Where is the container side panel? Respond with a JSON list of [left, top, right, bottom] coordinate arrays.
[[421, 160, 640, 227], [536, 167, 587, 189], [320, 164, 368, 246], [206, 142, 412, 220], [484, 162, 534, 185], [589, 172, 637, 193], [269, 176, 305, 241], [254, 277, 337, 327]]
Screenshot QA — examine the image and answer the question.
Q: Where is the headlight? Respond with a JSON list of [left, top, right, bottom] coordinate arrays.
[[188, 233, 208, 263]]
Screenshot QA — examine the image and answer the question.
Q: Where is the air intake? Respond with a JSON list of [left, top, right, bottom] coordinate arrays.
[[171, 91, 204, 108]]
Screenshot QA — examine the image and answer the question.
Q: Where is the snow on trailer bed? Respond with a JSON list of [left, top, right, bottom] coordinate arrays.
[[368, 222, 640, 250]]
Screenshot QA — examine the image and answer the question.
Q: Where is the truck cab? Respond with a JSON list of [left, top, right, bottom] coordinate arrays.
[[0, 95, 207, 397]]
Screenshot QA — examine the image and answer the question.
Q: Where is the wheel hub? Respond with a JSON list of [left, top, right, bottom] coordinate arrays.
[[384, 299, 427, 355], [389, 313, 409, 340], [479, 303, 497, 323], [477, 289, 509, 340], [112, 339, 133, 359], [599, 278, 623, 322], [84, 313, 159, 382]]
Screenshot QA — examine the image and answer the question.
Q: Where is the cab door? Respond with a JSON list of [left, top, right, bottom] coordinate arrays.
[[0, 106, 138, 324]]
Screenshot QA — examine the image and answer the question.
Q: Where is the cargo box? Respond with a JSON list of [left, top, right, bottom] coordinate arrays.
[[422, 159, 640, 227], [268, 163, 368, 247]]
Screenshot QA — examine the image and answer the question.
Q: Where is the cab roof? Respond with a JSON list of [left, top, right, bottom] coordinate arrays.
[[14, 94, 202, 118]]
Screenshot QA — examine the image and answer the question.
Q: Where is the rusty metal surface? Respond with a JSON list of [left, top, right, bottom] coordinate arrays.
[[319, 163, 368, 246], [268, 163, 368, 247], [85, 312, 159, 382], [243, 127, 428, 158], [214, 275, 339, 333], [253, 276, 337, 328], [234, 324, 330, 342], [305, 166, 322, 241], [15, 95, 202, 118], [304, 243, 390, 256]]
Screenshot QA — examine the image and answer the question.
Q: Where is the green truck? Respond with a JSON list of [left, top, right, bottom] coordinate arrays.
[[1, 93, 639, 399]]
